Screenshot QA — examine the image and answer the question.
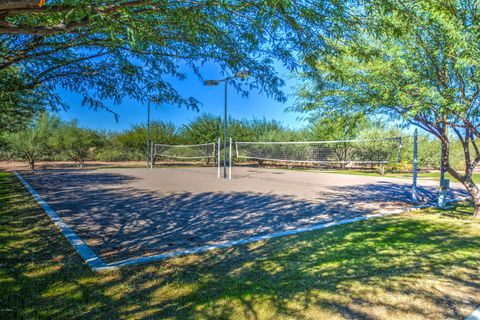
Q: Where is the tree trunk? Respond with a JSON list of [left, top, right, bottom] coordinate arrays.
[[29, 159, 34, 170], [455, 173, 480, 218], [474, 197, 480, 218], [379, 164, 385, 176], [0, 0, 42, 11], [470, 187, 480, 218]]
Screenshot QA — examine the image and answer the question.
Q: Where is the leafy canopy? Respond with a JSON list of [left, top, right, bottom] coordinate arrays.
[[51, 120, 102, 167], [4, 112, 61, 169], [0, 67, 48, 135], [0, 1, 347, 114], [295, 0, 480, 213]]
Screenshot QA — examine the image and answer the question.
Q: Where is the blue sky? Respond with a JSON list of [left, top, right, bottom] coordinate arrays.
[[57, 63, 307, 132]]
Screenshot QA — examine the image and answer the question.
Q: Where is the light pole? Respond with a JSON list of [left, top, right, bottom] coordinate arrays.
[[204, 71, 250, 178]]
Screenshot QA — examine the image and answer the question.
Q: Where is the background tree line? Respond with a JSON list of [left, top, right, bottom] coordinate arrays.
[[0, 112, 466, 171]]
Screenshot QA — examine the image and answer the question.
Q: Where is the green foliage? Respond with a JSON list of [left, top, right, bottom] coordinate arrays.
[[0, 67, 48, 138], [95, 121, 179, 161], [51, 121, 102, 168], [307, 112, 368, 141], [4, 113, 61, 169], [295, 0, 480, 210], [180, 114, 223, 144], [255, 128, 307, 143], [115, 121, 178, 149], [242, 118, 287, 141], [179, 114, 275, 144], [0, 1, 348, 114], [0, 110, 470, 172]]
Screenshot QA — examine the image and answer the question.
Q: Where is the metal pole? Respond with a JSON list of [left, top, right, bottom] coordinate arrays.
[[223, 80, 228, 179], [147, 99, 151, 168], [412, 129, 418, 203], [438, 121, 449, 208], [438, 140, 447, 208], [440, 145, 445, 188], [397, 137, 402, 163], [150, 143, 154, 169], [229, 137, 232, 180], [217, 138, 221, 179]]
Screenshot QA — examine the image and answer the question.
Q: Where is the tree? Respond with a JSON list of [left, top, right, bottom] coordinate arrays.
[[51, 121, 101, 168], [242, 118, 285, 141], [180, 113, 257, 144], [0, 67, 47, 136], [306, 112, 369, 169], [180, 114, 222, 145], [4, 112, 60, 170], [116, 121, 178, 149], [307, 111, 367, 141], [0, 1, 347, 115], [100, 121, 179, 161], [296, 0, 480, 216]]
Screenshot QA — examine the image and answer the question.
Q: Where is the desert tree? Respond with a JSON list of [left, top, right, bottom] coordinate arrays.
[[296, 0, 480, 216], [4, 112, 60, 170], [51, 120, 101, 168]]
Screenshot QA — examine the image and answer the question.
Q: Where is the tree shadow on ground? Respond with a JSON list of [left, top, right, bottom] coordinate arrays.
[[106, 209, 480, 319], [3, 172, 480, 319], [20, 170, 469, 263], [0, 173, 120, 319]]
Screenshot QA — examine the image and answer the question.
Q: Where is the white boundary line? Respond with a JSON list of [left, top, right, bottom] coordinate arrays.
[[14, 172, 107, 271], [14, 171, 470, 272]]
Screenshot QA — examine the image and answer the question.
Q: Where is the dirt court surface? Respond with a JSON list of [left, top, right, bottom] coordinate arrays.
[[19, 166, 467, 263]]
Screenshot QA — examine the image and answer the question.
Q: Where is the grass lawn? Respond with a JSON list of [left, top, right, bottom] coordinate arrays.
[[418, 171, 480, 184], [325, 169, 480, 184], [1, 171, 480, 319]]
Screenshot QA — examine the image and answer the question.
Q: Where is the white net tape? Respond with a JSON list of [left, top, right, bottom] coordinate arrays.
[[235, 138, 402, 164], [153, 143, 216, 159]]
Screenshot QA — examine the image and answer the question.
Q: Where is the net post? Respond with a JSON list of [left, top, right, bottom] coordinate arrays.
[[438, 139, 448, 208], [149, 142, 152, 169], [217, 138, 221, 179], [412, 129, 418, 203], [229, 137, 232, 180], [212, 141, 216, 167], [397, 137, 402, 163], [379, 163, 385, 176]]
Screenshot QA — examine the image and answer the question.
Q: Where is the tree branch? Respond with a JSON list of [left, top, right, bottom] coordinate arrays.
[[0, 16, 90, 35]]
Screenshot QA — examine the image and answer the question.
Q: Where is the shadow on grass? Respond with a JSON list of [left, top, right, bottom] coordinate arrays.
[[0, 173, 120, 319], [116, 212, 480, 319], [424, 202, 476, 219]]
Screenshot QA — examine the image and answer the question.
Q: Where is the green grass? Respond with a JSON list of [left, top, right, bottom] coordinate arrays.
[[324, 169, 480, 183], [1, 171, 480, 319], [417, 171, 480, 184]]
